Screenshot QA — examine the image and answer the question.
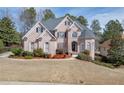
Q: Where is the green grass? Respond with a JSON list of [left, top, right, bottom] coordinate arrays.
[[24, 56, 33, 59], [92, 60, 115, 69]]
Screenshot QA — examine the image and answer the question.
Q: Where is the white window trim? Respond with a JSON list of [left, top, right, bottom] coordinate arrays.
[[44, 42, 49, 54], [72, 32, 78, 38], [58, 32, 65, 38]]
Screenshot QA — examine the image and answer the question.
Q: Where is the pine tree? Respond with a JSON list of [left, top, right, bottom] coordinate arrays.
[[77, 16, 88, 26], [0, 17, 21, 46], [102, 20, 123, 42], [105, 20, 124, 66]]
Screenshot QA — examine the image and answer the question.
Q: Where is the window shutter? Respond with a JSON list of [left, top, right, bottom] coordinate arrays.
[[65, 21, 67, 25], [36, 27, 38, 33], [65, 32, 66, 38], [57, 32, 59, 37], [41, 27, 43, 32]]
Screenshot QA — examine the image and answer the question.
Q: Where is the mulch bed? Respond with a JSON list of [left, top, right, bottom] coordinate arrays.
[[9, 54, 72, 59]]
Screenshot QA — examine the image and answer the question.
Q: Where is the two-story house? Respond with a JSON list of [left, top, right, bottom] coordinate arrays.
[[22, 15, 95, 60]]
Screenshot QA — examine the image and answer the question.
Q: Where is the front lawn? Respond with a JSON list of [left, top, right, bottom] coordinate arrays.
[[0, 58, 124, 84], [92, 61, 115, 69]]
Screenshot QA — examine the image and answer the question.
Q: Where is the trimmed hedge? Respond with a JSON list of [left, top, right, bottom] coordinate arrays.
[[76, 50, 92, 61], [11, 48, 23, 56], [56, 49, 68, 54], [77, 53, 92, 61], [22, 51, 33, 56], [33, 48, 44, 57]]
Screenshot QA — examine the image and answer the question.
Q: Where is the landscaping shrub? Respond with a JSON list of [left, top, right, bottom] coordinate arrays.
[[56, 49, 64, 54], [11, 48, 23, 56], [22, 51, 33, 56], [76, 52, 92, 61], [33, 48, 44, 57], [56, 49, 67, 54], [24, 56, 33, 59], [95, 55, 102, 61], [101, 56, 109, 63], [83, 50, 90, 55], [76, 50, 92, 61], [44, 53, 49, 58]]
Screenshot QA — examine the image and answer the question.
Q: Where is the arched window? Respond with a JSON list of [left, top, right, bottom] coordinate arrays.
[[72, 32, 77, 37]]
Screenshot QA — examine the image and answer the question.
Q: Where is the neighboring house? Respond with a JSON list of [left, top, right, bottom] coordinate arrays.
[[100, 32, 124, 57], [22, 15, 95, 60], [100, 39, 111, 57]]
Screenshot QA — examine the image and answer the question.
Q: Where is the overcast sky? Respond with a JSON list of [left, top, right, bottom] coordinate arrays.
[[0, 7, 124, 32]]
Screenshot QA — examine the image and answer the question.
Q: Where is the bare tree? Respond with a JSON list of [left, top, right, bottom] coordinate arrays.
[[36, 8, 43, 21]]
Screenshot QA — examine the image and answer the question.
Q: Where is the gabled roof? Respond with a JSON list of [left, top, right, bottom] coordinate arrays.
[[80, 29, 95, 39], [42, 17, 64, 30], [23, 15, 95, 39], [75, 20, 95, 39], [41, 16, 95, 39]]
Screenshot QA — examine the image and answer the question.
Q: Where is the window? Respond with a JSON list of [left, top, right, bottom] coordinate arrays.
[[72, 32, 77, 37], [58, 32, 65, 38], [44, 42, 49, 53], [31, 42, 35, 50], [68, 21, 71, 25], [80, 43, 85, 52], [41, 27, 44, 32], [36, 27, 39, 33], [87, 42, 91, 51], [65, 21, 67, 25], [57, 43, 64, 49], [36, 27, 44, 33], [65, 21, 72, 26]]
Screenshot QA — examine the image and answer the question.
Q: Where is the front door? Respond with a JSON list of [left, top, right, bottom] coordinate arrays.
[[72, 41, 78, 52]]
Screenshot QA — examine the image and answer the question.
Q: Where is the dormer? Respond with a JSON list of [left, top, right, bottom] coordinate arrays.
[[36, 23, 45, 34]]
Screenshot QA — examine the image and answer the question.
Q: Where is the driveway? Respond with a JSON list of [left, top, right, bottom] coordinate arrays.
[[0, 58, 124, 84], [0, 52, 13, 58]]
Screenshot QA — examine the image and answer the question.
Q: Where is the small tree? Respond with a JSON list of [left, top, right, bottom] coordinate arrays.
[[0, 17, 21, 46]]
